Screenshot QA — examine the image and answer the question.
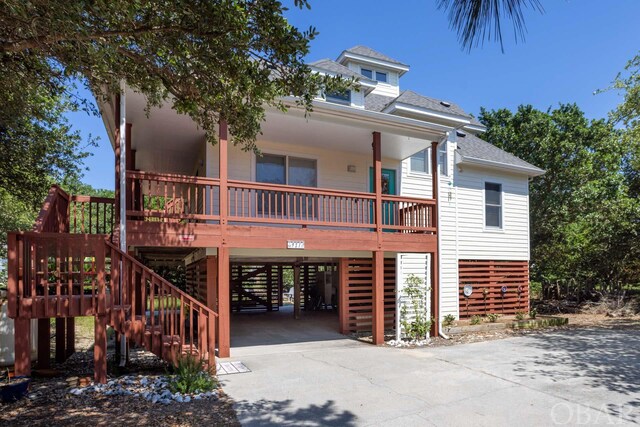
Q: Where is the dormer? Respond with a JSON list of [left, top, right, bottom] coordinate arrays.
[[309, 59, 376, 109], [337, 46, 409, 97]]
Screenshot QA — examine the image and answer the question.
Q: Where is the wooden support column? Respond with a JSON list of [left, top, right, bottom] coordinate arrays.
[[372, 132, 383, 247], [65, 317, 75, 358], [430, 141, 440, 336], [37, 318, 50, 368], [14, 317, 31, 376], [219, 120, 228, 236], [338, 258, 349, 334], [293, 263, 301, 319], [372, 251, 385, 345], [55, 318, 66, 362], [125, 123, 133, 215], [94, 315, 108, 383], [266, 264, 273, 312], [113, 95, 121, 245], [217, 247, 230, 358]]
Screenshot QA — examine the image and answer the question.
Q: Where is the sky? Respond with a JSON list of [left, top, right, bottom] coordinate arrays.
[[73, 0, 640, 189]]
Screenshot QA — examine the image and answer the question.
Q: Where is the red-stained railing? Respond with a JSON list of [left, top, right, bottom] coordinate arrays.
[[32, 185, 115, 235], [7, 231, 218, 368], [126, 170, 436, 233]]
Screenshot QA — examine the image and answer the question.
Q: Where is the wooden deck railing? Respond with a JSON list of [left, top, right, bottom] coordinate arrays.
[[7, 231, 217, 368], [126, 170, 436, 233], [32, 185, 115, 235]]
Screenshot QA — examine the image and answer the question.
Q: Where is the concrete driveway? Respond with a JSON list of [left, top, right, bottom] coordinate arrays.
[[221, 325, 640, 426]]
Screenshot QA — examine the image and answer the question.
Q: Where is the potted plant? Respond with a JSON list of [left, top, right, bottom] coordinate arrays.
[[1, 370, 30, 403]]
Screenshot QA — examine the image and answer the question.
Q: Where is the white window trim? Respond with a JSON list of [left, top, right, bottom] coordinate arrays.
[[408, 148, 431, 176], [483, 179, 504, 232], [253, 151, 319, 187], [438, 142, 449, 177], [359, 65, 392, 84]]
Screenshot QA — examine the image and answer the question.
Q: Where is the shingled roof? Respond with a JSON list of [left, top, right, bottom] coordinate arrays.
[[342, 45, 409, 68], [309, 59, 375, 83], [456, 132, 544, 175]]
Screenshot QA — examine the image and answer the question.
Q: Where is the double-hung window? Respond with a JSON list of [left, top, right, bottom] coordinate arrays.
[[256, 154, 317, 217], [325, 89, 351, 105], [409, 149, 429, 174], [485, 182, 502, 229]]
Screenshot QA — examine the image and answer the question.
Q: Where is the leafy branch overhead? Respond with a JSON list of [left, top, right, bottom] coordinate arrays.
[[0, 0, 353, 151]]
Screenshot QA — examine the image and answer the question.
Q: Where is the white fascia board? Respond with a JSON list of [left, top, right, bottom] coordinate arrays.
[[384, 102, 471, 126], [277, 96, 452, 139], [456, 153, 545, 177], [337, 52, 410, 75]]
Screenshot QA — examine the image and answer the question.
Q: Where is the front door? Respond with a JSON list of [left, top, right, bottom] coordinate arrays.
[[369, 168, 396, 226]]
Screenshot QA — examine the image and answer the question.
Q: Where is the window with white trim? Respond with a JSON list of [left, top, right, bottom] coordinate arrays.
[[360, 67, 389, 83], [485, 182, 502, 228], [409, 149, 430, 174], [438, 143, 448, 176]]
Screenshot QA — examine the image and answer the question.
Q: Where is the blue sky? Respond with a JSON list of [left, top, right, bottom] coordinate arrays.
[[74, 0, 640, 189]]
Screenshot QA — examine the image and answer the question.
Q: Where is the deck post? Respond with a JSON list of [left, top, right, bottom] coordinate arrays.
[[37, 318, 51, 368], [14, 317, 31, 376], [293, 262, 301, 319], [372, 251, 385, 344], [372, 131, 383, 247], [94, 314, 108, 383], [217, 247, 230, 358], [338, 258, 349, 334], [219, 120, 228, 234], [430, 141, 440, 336], [65, 317, 75, 358], [55, 318, 66, 362]]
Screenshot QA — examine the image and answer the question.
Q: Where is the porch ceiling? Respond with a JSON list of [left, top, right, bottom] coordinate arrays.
[[121, 88, 436, 176]]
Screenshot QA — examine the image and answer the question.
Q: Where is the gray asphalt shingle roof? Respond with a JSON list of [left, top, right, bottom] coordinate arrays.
[[364, 93, 396, 112], [456, 132, 544, 174], [392, 90, 469, 117], [309, 59, 377, 84], [342, 45, 409, 67]]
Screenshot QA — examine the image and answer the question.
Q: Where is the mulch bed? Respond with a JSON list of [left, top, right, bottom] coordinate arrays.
[[1, 346, 239, 427]]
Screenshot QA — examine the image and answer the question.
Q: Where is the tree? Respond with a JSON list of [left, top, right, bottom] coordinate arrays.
[[437, 0, 544, 52], [1, 0, 350, 152], [479, 104, 639, 290]]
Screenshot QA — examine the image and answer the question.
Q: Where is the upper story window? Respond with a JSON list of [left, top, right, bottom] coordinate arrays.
[[438, 143, 448, 176], [410, 149, 429, 174], [360, 68, 388, 83], [325, 89, 351, 105], [485, 182, 502, 229]]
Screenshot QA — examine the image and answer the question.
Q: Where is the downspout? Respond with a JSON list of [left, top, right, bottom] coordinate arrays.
[[119, 81, 128, 366], [436, 131, 451, 340]]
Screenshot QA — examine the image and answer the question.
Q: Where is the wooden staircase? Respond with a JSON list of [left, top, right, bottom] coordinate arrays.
[[7, 186, 218, 382]]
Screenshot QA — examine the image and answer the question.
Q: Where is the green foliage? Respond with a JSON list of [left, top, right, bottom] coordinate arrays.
[[480, 103, 640, 290], [169, 354, 217, 395], [400, 274, 431, 340], [470, 315, 482, 325], [442, 314, 457, 327], [514, 312, 525, 321], [0, 1, 353, 152], [486, 313, 500, 323], [529, 307, 537, 319]]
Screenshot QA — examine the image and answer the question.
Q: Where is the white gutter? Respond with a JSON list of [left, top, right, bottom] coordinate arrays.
[[457, 154, 545, 177], [118, 81, 128, 366]]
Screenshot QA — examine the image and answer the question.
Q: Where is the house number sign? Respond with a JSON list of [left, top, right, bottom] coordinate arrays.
[[287, 240, 305, 249]]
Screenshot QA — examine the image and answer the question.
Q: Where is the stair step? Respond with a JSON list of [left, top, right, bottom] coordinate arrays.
[[111, 304, 132, 313], [162, 335, 181, 347]]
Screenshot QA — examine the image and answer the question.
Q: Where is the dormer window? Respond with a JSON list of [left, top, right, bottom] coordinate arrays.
[[325, 89, 351, 105], [360, 68, 388, 83]]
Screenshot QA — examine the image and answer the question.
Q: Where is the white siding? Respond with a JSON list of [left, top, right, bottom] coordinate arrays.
[[399, 140, 532, 321], [345, 61, 400, 97], [454, 165, 530, 260], [396, 253, 430, 339]]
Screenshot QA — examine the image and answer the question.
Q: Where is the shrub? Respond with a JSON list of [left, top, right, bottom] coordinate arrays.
[[169, 354, 217, 394], [486, 313, 500, 323], [442, 314, 456, 327], [400, 274, 431, 340], [515, 312, 525, 321], [529, 308, 538, 319], [470, 315, 482, 325]]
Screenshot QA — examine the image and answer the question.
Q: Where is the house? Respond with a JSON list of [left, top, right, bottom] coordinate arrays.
[[6, 46, 543, 382]]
